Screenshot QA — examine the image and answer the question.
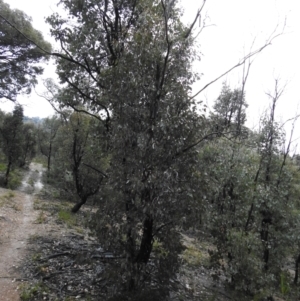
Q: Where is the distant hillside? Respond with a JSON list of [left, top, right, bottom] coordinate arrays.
[[23, 116, 44, 125]]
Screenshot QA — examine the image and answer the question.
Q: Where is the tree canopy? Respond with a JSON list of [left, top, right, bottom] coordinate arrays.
[[0, 0, 52, 101], [45, 0, 203, 295], [3, 1, 300, 300]]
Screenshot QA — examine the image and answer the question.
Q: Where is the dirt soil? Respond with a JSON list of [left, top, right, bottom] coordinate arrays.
[[0, 163, 45, 301]]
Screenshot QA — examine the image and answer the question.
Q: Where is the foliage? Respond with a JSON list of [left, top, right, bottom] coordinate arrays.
[[37, 115, 62, 174], [6, 168, 23, 189], [0, 105, 38, 187], [212, 82, 248, 131], [56, 111, 108, 212], [57, 209, 78, 227], [199, 83, 300, 298], [0, 0, 51, 101], [19, 123, 37, 167], [1, 105, 24, 186]]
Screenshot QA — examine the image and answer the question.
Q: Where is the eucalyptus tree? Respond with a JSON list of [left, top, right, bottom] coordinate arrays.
[[1, 105, 24, 186], [46, 0, 204, 296], [19, 123, 37, 167], [0, 0, 51, 101], [211, 83, 248, 136], [201, 82, 299, 298], [37, 116, 62, 175], [54, 110, 108, 213]]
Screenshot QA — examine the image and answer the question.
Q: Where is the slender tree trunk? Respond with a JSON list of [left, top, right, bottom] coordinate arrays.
[[20, 143, 29, 167], [4, 160, 12, 187], [294, 254, 300, 284], [71, 196, 88, 213], [125, 189, 136, 291], [47, 142, 52, 173], [125, 216, 154, 291], [135, 217, 153, 264], [261, 221, 269, 270]]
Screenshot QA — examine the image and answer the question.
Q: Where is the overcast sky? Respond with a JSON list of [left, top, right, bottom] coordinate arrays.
[[2, 0, 300, 142]]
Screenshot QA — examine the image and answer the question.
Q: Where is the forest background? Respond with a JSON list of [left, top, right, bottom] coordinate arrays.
[[1, 1, 300, 301]]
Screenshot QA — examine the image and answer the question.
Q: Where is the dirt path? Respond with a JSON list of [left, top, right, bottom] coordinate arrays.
[[0, 163, 44, 301]]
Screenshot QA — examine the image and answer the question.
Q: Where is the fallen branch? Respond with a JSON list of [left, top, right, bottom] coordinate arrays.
[[42, 271, 65, 281], [40, 252, 72, 261], [0, 276, 29, 281], [91, 254, 124, 260]]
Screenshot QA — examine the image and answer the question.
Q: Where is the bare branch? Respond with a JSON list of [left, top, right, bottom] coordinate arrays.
[[159, 0, 172, 93], [276, 112, 299, 187], [190, 29, 285, 101], [38, 80, 107, 125], [63, 78, 111, 128], [82, 162, 108, 178], [175, 130, 246, 157], [153, 221, 173, 236], [184, 0, 207, 39]]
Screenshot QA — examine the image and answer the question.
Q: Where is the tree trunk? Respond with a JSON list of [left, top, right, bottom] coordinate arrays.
[[47, 142, 52, 173], [20, 143, 29, 167], [4, 160, 12, 187], [261, 221, 269, 270], [294, 254, 300, 284], [135, 217, 153, 264], [125, 189, 136, 291], [71, 196, 88, 213], [125, 216, 154, 292]]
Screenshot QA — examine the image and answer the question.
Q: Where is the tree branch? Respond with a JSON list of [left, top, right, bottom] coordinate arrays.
[[82, 162, 108, 178], [0, 12, 106, 88], [184, 0, 207, 39], [189, 29, 285, 100]]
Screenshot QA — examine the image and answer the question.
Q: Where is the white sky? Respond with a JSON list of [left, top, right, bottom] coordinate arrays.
[[2, 0, 300, 143]]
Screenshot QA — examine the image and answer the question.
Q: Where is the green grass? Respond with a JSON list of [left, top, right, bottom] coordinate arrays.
[[280, 272, 290, 295], [182, 245, 205, 267], [33, 198, 49, 210], [19, 282, 48, 300], [4, 190, 15, 198], [52, 190, 61, 199], [58, 209, 77, 227], [32, 156, 47, 168], [152, 239, 169, 258], [0, 190, 16, 207], [31, 253, 42, 262], [0, 163, 6, 172], [7, 169, 23, 190]]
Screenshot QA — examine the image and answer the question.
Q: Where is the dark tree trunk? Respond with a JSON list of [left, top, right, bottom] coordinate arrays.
[[135, 217, 153, 264], [125, 216, 154, 292], [20, 143, 29, 167], [125, 189, 136, 291], [261, 220, 270, 270], [294, 254, 300, 284], [71, 196, 88, 213], [4, 160, 12, 187], [47, 142, 52, 173]]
